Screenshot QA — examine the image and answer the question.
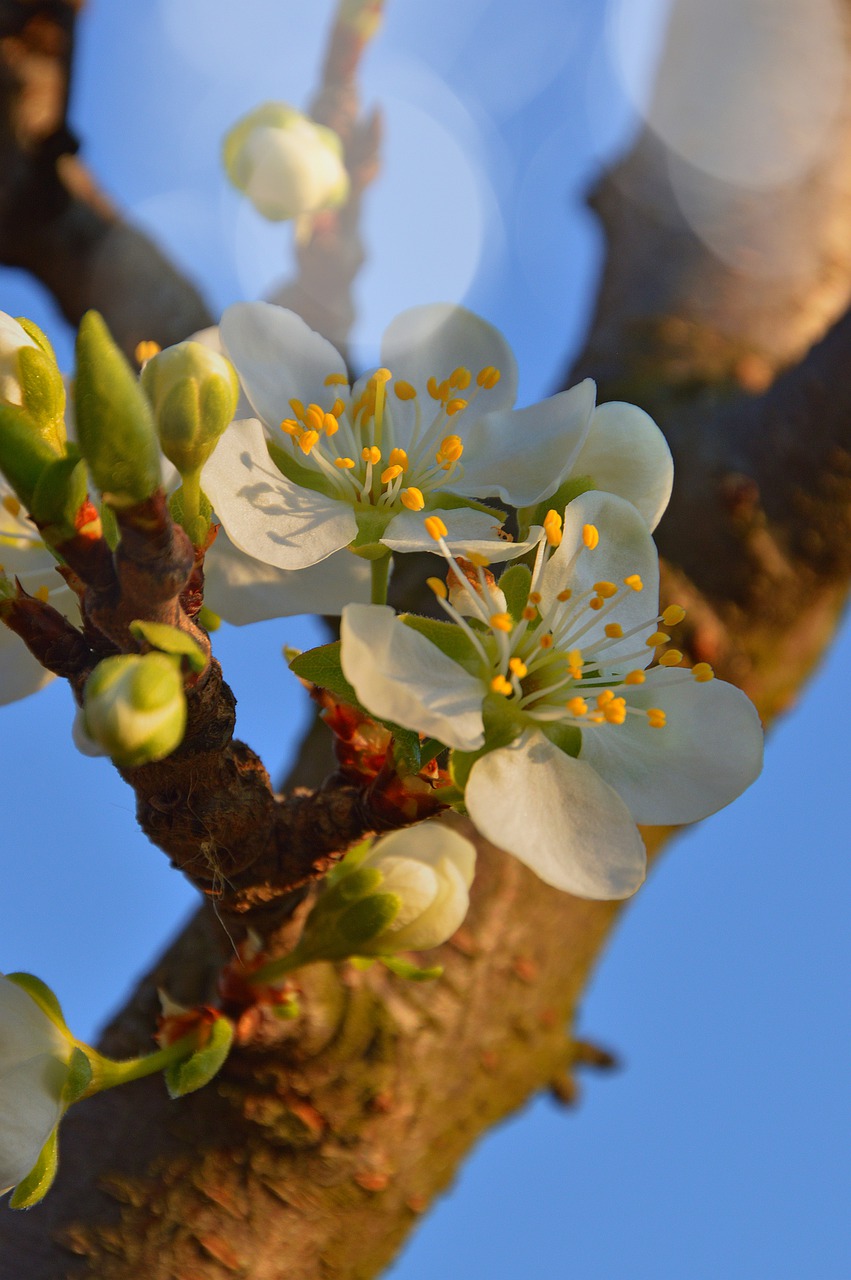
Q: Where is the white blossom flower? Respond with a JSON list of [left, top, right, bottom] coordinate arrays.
[[355, 823, 476, 952], [0, 975, 74, 1197], [202, 302, 673, 599], [223, 102, 349, 223], [340, 491, 763, 899]]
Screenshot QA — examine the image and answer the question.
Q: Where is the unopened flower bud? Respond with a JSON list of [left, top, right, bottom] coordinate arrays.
[[82, 652, 187, 768], [141, 341, 239, 476], [0, 314, 39, 408], [223, 102, 349, 222], [0, 312, 66, 452]]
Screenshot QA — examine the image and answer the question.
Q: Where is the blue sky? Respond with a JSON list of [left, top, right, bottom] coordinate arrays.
[[1, 1, 849, 1275]]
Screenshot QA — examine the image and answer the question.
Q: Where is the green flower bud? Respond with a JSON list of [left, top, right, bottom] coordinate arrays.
[[223, 102, 349, 222], [74, 312, 161, 509], [0, 313, 66, 452], [141, 341, 238, 476], [82, 652, 187, 767]]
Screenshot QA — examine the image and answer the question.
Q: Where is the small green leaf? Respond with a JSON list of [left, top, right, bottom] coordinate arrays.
[[168, 482, 213, 532], [9, 1127, 59, 1209], [540, 719, 581, 758], [433, 492, 507, 521], [0, 406, 58, 508], [337, 893, 401, 948], [5, 973, 68, 1033], [61, 1047, 94, 1107], [164, 1016, 234, 1099], [497, 563, 533, 623], [129, 620, 207, 673], [379, 956, 443, 981]]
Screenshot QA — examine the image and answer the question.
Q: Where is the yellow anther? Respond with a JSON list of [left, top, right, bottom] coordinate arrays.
[[281, 418, 301, 437], [490, 612, 514, 633], [427, 577, 448, 599], [134, 339, 161, 364], [381, 464, 404, 484], [424, 515, 448, 541], [604, 623, 624, 639], [477, 366, 501, 389], [567, 648, 583, 678], [401, 487, 425, 511], [323, 412, 339, 436], [509, 657, 528, 679], [394, 381, 417, 401], [594, 581, 618, 599], [646, 631, 670, 648], [522, 605, 537, 621], [289, 398, 306, 420], [692, 662, 715, 683], [467, 552, 490, 567], [582, 524, 599, 550], [647, 708, 667, 729], [589, 597, 604, 611], [445, 398, 468, 416], [544, 510, 563, 547], [372, 367, 392, 384], [304, 403, 325, 432], [604, 697, 627, 725], [662, 604, 686, 627], [659, 649, 684, 667], [567, 696, 588, 717], [388, 448, 409, 469], [335, 457, 356, 469], [539, 634, 554, 649], [362, 446, 381, 465], [624, 574, 643, 591], [436, 434, 464, 464], [450, 366, 472, 390], [427, 376, 447, 402], [2, 495, 21, 517], [555, 589, 571, 603], [324, 372, 348, 386], [299, 430, 320, 455], [35, 584, 50, 603], [624, 670, 646, 685], [331, 398, 346, 417], [528, 591, 542, 605], [596, 689, 615, 709], [491, 674, 513, 696]]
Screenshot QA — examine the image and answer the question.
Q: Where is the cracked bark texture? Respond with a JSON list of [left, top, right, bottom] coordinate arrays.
[[3, 0, 851, 1276]]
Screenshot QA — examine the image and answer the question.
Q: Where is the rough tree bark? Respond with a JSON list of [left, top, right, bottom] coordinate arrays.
[[2, 1, 851, 1277]]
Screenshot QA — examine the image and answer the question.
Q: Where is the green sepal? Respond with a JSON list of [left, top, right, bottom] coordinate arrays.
[[0, 406, 58, 507], [322, 865, 383, 908], [168, 481, 213, 546], [267, 437, 338, 499], [15, 345, 66, 448], [431, 491, 507, 521], [129, 619, 207, 673], [337, 893, 401, 949], [9, 1127, 59, 1209], [74, 311, 161, 509], [100, 501, 119, 549], [350, 507, 394, 558], [326, 838, 372, 886], [518, 475, 595, 541], [61, 1047, 94, 1107], [497, 563, 533, 623], [197, 604, 221, 632], [29, 454, 87, 545], [448, 747, 483, 792], [5, 973, 69, 1034], [379, 955, 443, 982], [448, 695, 523, 792], [400, 614, 481, 674], [540, 719, 582, 758], [164, 1016, 234, 1099]]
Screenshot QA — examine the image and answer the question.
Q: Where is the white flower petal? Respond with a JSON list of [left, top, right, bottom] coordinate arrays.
[[570, 402, 673, 532], [382, 508, 544, 563], [0, 632, 55, 705], [454, 380, 596, 507], [540, 491, 660, 666], [362, 822, 477, 889], [202, 417, 357, 570], [189, 325, 254, 419], [380, 304, 518, 413], [0, 977, 68, 1063], [0, 1056, 64, 1193], [465, 731, 646, 899], [203, 529, 371, 622], [341, 604, 484, 751], [220, 302, 347, 427], [360, 823, 476, 950], [389, 856, 470, 950], [578, 676, 764, 825]]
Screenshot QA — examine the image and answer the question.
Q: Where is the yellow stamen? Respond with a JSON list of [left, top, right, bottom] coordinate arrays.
[[424, 515, 448, 541], [543, 510, 563, 547], [596, 689, 615, 709], [624, 574, 643, 591], [567, 648, 583, 678], [589, 597, 604, 611], [624, 670, 646, 685], [522, 606, 537, 621], [323, 412, 339, 436], [289, 398, 306, 420], [372, 368, 392, 384], [304, 403, 324, 432], [2, 495, 21, 517], [647, 708, 666, 728], [427, 577, 448, 599], [436, 435, 464, 464], [331, 397, 346, 417], [445, 398, 467, 416], [604, 697, 627, 725], [477, 366, 501, 389], [658, 649, 684, 667], [362, 446, 381, 465], [381, 464, 403, 484], [566, 696, 588, 717], [692, 662, 715, 682], [324, 372, 348, 386], [299, 430, 320, 455], [662, 604, 686, 626], [427, 376, 449, 402], [509, 657, 528, 679], [450, 366, 472, 390], [401, 487, 425, 512], [134, 339, 161, 363], [604, 623, 624, 639], [335, 457, 356, 469], [491, 675, 512, 696], [646, 631, 669, 648], [281, 418, 301, 437], [490, 612, 513, 633], [594, 581, 618, 599], [539, 634, 553, 649], [582, 524, 599, 550], [388, 448, 409, 469], [467, 552, 490, 567], [394, 381, 417, 401], [528, 592, 542, 605]]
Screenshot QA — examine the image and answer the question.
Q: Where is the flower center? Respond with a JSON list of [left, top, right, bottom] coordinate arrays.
[[277, 364, 501, 511]]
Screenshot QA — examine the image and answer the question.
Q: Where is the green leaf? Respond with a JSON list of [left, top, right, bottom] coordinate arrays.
[[379, 956, 443, 981], [129, 619, 207, 673], [5, 972, 68, 1033], [9, 1127, 59, 1209], [61, 1047, 94, 1107], [164, 1016, 235, 1099], [0, 406, 58, 507], [496, 563, 532, 623], [432, 491, 507, 521], [168, 482, 213, 530], [267, 436, 338, 499], [337, 893, 400, 948]]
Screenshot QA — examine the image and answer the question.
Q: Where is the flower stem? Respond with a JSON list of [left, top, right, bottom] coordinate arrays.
[[370, 552, 392, 605], [83, 1031, 200, 1095]]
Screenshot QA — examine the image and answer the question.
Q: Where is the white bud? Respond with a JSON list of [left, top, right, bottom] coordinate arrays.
[[223, 102, 349, 222], [83, 653, 187, 768], [358, 823, 476, 952]]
